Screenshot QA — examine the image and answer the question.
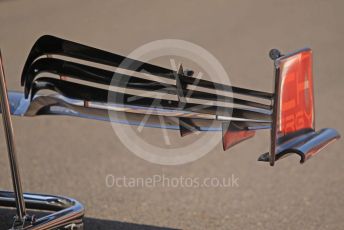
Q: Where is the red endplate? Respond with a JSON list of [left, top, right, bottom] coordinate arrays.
[[278, 50, 314, 136]]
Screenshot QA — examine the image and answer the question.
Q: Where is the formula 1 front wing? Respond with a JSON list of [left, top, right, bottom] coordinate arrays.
[[3, 35, 340, 166]]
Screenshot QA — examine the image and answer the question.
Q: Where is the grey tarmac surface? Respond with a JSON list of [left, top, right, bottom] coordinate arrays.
[[0, 0, 343, 229]]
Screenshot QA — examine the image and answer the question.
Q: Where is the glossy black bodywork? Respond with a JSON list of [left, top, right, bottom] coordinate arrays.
[[21, 35, 274, 137], [21, 35, 273, 100], [30, 77, 271, 121], [24, 57, 272, 110]]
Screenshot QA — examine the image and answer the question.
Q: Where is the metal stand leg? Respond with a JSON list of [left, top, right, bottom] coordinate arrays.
[[0, 51, 84, 229], [0, 51, 28, 227]]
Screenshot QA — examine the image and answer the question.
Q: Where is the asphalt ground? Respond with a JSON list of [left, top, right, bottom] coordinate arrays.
[[0, 1, 343, 229]]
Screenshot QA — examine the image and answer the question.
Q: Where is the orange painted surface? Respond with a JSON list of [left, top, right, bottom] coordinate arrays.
[[279, 50, 314, 135]]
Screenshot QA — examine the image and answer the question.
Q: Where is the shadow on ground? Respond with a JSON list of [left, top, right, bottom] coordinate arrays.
[[84, 217, 179, 230]]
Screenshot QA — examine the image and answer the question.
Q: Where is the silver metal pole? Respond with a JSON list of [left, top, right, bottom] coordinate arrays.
[[0, 50, 27, 223]]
